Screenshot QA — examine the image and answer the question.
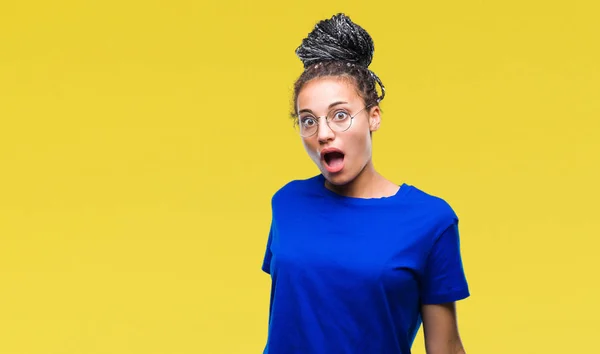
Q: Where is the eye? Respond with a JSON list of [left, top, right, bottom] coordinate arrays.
[[300, 116, 317, 127], [331, 110, 349, 121]]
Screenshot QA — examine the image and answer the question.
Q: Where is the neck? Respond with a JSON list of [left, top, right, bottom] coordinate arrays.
[[325, 160, 398, 199]]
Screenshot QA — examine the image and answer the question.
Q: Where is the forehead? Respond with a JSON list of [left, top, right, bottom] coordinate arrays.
[[297, 77, 360, 111]]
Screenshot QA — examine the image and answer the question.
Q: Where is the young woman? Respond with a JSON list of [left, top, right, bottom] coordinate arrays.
[[261, 13, 470, 354]]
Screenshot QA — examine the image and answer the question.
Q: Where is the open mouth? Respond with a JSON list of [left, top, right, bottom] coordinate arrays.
[[323, 151, 345, 173]]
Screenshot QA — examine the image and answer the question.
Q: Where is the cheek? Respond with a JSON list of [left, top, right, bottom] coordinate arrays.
[[301, 138, 318, 156], [348, 132, 372, 160]]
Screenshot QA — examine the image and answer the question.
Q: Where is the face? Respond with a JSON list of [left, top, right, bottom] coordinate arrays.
[[296, 77, 381, 185]]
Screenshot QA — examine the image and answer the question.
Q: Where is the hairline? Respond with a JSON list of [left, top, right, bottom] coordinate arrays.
[[293, 74, 370, 117]]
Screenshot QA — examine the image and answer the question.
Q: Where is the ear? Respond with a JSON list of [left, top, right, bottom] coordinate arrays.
[[368, 105, 382, 132]]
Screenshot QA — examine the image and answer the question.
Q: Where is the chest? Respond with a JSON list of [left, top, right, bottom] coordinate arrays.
[[269, 207, 431, 292]]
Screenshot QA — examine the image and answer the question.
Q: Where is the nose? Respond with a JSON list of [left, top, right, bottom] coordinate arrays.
[[317, 116, 335, 144]]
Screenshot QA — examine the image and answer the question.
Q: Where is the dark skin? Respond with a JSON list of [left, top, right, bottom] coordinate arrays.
[[422, 302, 466, 354]]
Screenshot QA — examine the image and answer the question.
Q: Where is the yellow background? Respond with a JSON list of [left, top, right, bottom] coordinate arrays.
[[1, 0, 598, 353]]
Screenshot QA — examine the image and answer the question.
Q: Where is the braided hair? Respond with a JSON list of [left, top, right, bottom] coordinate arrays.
[[292, 13, 386, 119]]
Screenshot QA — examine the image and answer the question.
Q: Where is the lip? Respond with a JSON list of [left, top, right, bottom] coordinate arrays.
[[319, 147, 344, 160], [319, 147, 345, 174]]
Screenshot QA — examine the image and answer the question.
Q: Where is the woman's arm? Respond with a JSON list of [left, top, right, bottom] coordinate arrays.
[[421, 302, 466, 354]]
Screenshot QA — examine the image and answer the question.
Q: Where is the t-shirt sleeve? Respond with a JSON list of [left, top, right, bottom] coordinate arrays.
[[420, 220, 470, 304], [261, 221, 273, 274]]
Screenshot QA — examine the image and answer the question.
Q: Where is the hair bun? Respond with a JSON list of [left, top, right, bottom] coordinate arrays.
[[295, 13, 374, 69]]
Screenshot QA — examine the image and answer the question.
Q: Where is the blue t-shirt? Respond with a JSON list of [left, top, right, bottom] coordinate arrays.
[[261, 174, 470, 354]]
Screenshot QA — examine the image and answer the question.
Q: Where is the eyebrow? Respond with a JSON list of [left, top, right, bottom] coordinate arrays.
[[298, 101, 348, 115]]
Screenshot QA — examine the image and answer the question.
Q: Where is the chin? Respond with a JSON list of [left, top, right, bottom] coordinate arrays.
[[322, 169, 354, 186]]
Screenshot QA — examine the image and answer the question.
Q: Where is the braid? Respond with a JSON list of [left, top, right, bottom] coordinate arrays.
[[291, 14, 386, 118]]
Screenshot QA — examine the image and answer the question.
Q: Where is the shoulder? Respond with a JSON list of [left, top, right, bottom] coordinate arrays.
[[403, 184, 459, 232], [270, 174, 322, 205]]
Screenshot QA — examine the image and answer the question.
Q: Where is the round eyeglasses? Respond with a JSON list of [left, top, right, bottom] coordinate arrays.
[[294, 105, 371, 138]]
